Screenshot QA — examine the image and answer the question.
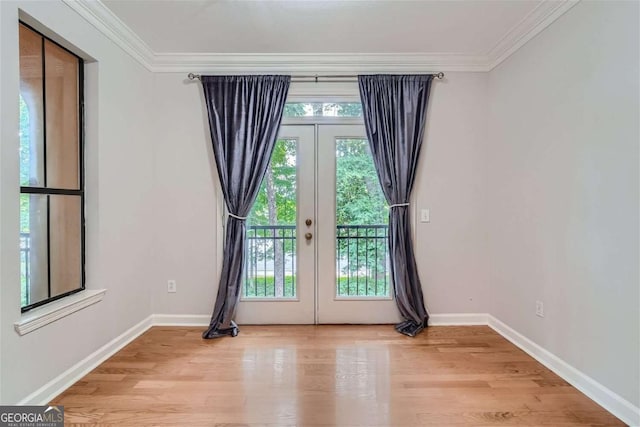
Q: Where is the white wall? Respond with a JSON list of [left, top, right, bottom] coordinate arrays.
[[414, 72, 489, 314], [0, 1, 155, 403], [150, 73, 219, 315], [486, 0, 639, 407], [148, 73, 490, 317]]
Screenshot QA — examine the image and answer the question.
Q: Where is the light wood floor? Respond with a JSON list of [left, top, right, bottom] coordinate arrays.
[[52, 325, 625, 426]]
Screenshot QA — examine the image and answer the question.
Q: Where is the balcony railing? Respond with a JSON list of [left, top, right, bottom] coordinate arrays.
[[336, 225, 389, 297], [243, 224, 389, 299], [244, 225, 297, 298]]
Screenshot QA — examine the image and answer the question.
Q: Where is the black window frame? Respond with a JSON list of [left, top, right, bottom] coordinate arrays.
[[19, 21, 86, 313]]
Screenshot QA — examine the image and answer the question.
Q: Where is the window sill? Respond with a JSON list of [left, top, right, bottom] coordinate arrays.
[[14, 289, 106, 336]]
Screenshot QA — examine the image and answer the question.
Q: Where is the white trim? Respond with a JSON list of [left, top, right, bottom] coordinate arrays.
[[152, 52, 489, 73], [14, 289, 107, 336], [428, 313, 489, 326], [62, 0, 579, 73], [17, 314, 153, 405], [61, 0, 155, 70], [151, 314, 209, 327], [282, 117, 364, 126], [488, 315, 640, 427], [486, 0, 580, 70]]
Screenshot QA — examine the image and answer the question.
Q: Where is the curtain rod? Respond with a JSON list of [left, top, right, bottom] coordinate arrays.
[[187, 72, 444, 82]]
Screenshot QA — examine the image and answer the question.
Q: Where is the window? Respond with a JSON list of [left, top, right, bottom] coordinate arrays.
[[19, 22, 85, 312], [283, 102, 362, 117]]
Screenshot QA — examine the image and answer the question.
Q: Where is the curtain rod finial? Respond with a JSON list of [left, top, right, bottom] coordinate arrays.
[[436, 72, 444, 80], [188, 73, 200, 81]]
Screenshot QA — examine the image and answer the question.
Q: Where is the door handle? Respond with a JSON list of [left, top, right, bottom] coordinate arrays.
[[305, 218, 312, 226], [305, 232, 313, 241]]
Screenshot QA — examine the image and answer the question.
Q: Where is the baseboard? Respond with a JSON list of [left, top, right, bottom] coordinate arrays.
[[17, 315, 154, 405], [151, 314, 210, 326], [488, 315, 640, 427], [428, 312, 488, 326]]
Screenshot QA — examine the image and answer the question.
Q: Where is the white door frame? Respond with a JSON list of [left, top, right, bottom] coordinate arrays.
[[235, 101, 402, 325], [316, 124, 401, 324], [235, 125, 316, 324]]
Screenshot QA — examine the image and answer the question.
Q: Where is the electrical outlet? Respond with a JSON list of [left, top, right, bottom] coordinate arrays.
[[167, 280, 177, 293], [535, 300, 544, 317]]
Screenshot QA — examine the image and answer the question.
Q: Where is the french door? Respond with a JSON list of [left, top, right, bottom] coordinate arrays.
[[235, 125, 400, 325]]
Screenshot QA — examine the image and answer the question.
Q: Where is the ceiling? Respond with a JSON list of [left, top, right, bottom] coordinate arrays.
[[68, 0, 578, 72], [103, 0, 545, 54]]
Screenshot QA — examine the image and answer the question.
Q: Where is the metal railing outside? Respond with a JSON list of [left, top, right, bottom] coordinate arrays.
[[336, 225, 389, 297], [243, 224, 389, 299], [244, 225, 297, 298]]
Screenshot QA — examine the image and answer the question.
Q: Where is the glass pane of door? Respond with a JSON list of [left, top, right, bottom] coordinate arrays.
[[335, 138, 389, 297], [235, 125, 315, 325], [317, 125, 400, 324], [244, 138, 297, 299]]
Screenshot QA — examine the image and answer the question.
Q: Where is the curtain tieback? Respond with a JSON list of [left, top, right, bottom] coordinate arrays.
[[228, 212, 248, 220], [389, 203, 410, 208]]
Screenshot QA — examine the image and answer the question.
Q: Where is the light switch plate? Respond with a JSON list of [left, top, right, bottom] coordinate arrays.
[[420, 209, 430, 223]]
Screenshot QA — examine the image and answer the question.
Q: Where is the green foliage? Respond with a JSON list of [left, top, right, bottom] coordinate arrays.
[[19, 95, 30, 307], [283, 102, 363, 118], [335, 139, 388, 280], [283, 103, 307, 117], [336, 139, 387, 225], [242, 275, 389, 298], [337, 276, 388, 297], [331, 103, 362, 117], [245, 104, 390, 298], [249, 137, 387, 227], [244, 275, 296, 298], [19, 96, 31, 233], [245, 227, 295, 265], [249, 139, 297, 225]]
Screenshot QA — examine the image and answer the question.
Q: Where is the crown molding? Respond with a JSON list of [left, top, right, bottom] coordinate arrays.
[[486, 0, 580, 70], [62, 0, 155, 70], [152, 52, 490, 73], [64, 0, 579, 74]]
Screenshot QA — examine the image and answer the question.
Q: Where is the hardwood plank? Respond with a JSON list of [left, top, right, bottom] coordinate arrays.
[[51, 325, 625, 426]]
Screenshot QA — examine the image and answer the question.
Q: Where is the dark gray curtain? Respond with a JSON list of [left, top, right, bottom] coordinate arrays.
[[358, 74, 434, 337], [201, 75, 290, 339]]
